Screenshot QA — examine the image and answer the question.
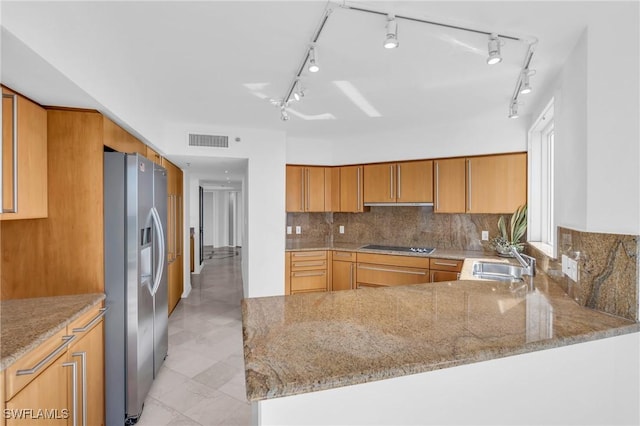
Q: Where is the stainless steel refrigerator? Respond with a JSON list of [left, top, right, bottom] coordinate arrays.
[[104, 152, 168, 425]]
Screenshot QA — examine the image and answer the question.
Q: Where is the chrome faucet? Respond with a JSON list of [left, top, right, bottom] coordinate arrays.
[[510, 246, 537, 277]]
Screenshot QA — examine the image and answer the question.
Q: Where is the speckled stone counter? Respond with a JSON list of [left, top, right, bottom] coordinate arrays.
[[242, 275, 638, 401], [0, 293, 105, 371]]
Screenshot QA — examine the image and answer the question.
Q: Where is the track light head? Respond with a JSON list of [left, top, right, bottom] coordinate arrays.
[[519, 69, 536, 95], [308, 46, 319, 73], [383, 15, 399, 49], [280, 106, 289, 121], [487, 33, 502, 65], [508, 102, 519, 119]]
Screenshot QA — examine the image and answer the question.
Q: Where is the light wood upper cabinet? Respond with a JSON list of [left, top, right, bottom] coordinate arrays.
[[364, 161, 433, 204], [1, 87, 48, 221], [338, 166, 364, 213], [467, 153, 527, 214], [434, 158, 467, 213], [286, 165, 327, 212], [145, 146, 163, 166], [103, 118, 146, 155]]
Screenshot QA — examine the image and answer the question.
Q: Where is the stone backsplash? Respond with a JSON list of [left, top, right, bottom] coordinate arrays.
[[527, 227, 638, 321], [286, 206, 504, 253]]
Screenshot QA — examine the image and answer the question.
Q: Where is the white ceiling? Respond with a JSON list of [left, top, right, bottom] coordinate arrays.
[[1, 1, 595, 187]]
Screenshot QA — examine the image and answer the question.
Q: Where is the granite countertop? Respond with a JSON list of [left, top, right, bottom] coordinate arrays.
[[285, 240, 494, 261], [242, 271, 639, 401], [0, 293, 105, 371]]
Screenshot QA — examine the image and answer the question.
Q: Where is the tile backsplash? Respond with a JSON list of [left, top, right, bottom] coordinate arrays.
[[287, 206, 503, 252], [528, 226, 638, 321]]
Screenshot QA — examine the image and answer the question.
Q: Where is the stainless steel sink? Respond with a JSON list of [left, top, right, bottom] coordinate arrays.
[[471, 261, 525, 282]]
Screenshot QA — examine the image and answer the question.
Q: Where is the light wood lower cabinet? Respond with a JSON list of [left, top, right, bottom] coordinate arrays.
[[285, 251, 329, 294], [331, 251, 357, 291], [3, 306, 105, 426], [429, 258, 463, 283], [356, 253, 430, 288]]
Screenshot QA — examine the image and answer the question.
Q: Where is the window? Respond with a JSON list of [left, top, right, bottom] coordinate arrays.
[[528, 99, 555, 257]]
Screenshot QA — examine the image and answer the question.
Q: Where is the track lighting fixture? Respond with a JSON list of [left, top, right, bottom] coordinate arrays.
[[508, 102, 519, 119], [292, 79, 305, 101], [487, 33, 502, 65], [383, 15, 399, 49], [308, 46, 319, 73]]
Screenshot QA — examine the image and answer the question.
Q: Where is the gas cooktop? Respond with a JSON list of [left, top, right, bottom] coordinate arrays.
[[360, 245, 436, 255]]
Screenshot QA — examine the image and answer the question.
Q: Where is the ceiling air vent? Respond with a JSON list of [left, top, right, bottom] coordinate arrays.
[[188, 133, 229, 148]]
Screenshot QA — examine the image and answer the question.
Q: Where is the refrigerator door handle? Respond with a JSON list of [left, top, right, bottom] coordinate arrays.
[[150, 206, 165, 296]]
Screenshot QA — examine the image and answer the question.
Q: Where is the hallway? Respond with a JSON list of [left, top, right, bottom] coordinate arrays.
[[138, 248, 251, 425]]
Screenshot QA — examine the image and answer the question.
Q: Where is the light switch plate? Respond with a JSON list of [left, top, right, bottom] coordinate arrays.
[[339, 225, 345, 234], [295, 226, 301, 235], [481, 231, 489, 241], [286, 226, 292, 235]]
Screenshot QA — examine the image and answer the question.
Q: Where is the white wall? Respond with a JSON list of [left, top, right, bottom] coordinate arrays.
[[203, 192, 214, 246], [256, 332, 639, 426], [163, 124, 286, 299], [529, 3, 640, 236]]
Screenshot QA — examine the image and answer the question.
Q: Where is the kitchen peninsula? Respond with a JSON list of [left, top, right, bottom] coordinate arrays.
[[243, 263, 639, 425]]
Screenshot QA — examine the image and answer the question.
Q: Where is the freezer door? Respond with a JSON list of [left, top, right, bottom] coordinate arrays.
[[152, 162, 168, 378], [125, 154, 155, 421]]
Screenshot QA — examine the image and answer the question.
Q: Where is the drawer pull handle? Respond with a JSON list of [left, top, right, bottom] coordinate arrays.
[[16, 335, 76, 376], [72, 307, 108, 333], [292, 252, 324, 257], [357, 265, 427, 275], [293, 261, 325, 267], [293, 271, 326, 277], [433, 261, 459, 268]]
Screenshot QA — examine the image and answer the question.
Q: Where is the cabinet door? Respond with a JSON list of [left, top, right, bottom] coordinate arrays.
[[467, 153, 527, 213], [325, 167, 340, 211], [339, 166, 364, 212], [364, 163, 394, 203], [1, 87, 48, 220], [70, 313, 105, 426], [397, 160, 433, 203], [305, 167, 326, 212], [434, 158, 466, 213], [146, 146, 163, 166], [6, 355, 71, 425], [332, 261, 355, 291], [286, 165, 304, 212], [430, 270, 460, 282]]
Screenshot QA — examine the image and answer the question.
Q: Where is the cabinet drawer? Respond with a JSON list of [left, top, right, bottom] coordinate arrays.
[[332, 250, 356, 262], [291, 270, 328, 293], [68, 305, 106, 341], [291, 259, 327, 271], [356, 263, 429, 287], [5, 328, 72, 400], [290, 250, 326, 262], [357, 252, 430, 269], [430, 258, 463, 272]]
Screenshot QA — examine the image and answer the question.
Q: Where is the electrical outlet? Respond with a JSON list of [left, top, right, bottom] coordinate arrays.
[[295, 226, 301, 235], [481, 230, 489, 241], [339, 225, 345, 234], [286, 226, 292, 235], [562, 254, 578, 282]]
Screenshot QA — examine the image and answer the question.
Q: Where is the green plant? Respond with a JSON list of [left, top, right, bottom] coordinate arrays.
[[491, 204, 527, 253]]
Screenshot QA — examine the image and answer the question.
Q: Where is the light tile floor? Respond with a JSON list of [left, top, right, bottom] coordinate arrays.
[[137, 248, 251, 426]]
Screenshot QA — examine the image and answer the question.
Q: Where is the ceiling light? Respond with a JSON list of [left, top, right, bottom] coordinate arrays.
[[383, 15, 399, 49], [519, 69, 536, 95], [292, 79, 305, 101], [509, 102, 519, 119], [280, 106, 289, 121], [487, 33, 502, 65], [308, 46, 319, 73]]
